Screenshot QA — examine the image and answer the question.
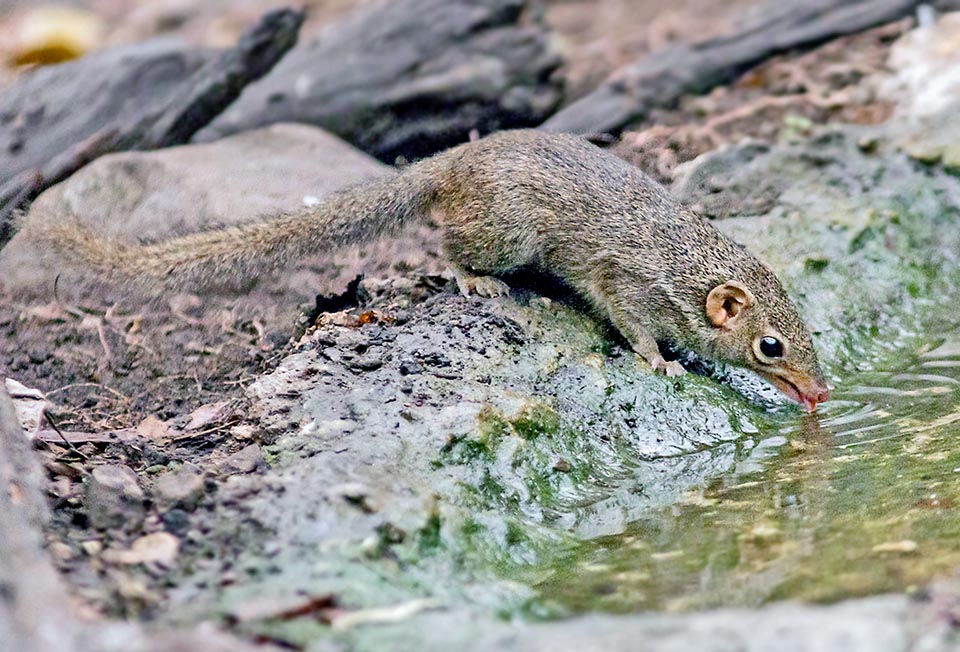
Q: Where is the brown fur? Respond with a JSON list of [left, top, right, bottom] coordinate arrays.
[[29, 130, 829, 408]]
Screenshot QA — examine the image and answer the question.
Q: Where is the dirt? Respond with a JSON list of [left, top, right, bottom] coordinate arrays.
[[0, 289, 283, 613], [614, 19, 910, 185]]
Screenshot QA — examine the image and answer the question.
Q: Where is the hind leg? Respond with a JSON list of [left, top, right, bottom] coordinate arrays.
[[437, 198, 546, 299], [447, 261, 511, 298]]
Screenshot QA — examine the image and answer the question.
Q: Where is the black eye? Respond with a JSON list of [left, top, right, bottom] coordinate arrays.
[[759, 336, 783, 358]]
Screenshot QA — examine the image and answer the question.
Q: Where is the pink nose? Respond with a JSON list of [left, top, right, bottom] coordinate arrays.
[[802, 387, 831, 413]]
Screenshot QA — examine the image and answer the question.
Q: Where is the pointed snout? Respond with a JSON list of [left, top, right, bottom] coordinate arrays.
[[799, 385, 831, 413], [759, 371, 831, 413]]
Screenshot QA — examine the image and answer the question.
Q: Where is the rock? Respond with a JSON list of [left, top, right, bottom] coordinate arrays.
[[195, 0, 562, 162], [541, 0, 958, 136], [171, 62, 960, 648], [4, 377, 47, 440], [2, 40, 209, 190], [350, 353, 384, 372], [356, 598, 913, 651], [85, 464, 145, 533], [153, 466, 205, 511], [873, 11, 960, 171], [876, 12, 960, 119], [219, 444, 264, 475], [0, 8, 304, 246], [102, 532, 180, 566], [80, 539, 102, 556], [0, 123, 443, 302], [47, 540, 74, 563], [246, 289, 752, 552]]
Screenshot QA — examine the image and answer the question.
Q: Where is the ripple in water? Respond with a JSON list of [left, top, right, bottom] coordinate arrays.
[[537, 327, 960, 613]]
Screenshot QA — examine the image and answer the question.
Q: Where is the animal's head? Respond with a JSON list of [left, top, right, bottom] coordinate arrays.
[[700, 279, 830, 412]]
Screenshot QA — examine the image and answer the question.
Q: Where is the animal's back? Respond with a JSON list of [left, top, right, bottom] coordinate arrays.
[[436, 130, 734, 284]]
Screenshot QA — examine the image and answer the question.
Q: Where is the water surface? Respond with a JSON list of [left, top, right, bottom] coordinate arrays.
[[538, 322, 960, 612]]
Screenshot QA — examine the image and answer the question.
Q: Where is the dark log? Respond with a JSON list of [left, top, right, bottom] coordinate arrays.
[[541, 0, 960, 136], [193, 0, 563, 163], [0, 8, 304, 249]]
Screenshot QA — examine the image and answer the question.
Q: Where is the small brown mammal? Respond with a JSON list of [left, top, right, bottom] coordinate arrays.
[[32, 130, 830, 410]]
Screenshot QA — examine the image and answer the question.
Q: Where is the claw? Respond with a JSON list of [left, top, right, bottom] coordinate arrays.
[[650, 355, 685, 378], [450, 267, 510, 298]]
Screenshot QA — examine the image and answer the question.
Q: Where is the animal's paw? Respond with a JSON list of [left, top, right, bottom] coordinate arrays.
[[454, 273, 510, 298], [650, 355, 686, 378]]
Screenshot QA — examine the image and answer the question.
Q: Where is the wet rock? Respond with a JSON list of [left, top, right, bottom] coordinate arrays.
[[220, 444, 264, 475], [85, 464, 145, 533], [153, 465, 205, 511], [245, 289, 752, 556], [0, 123, 443, 301], [195, 0, 562, 162]]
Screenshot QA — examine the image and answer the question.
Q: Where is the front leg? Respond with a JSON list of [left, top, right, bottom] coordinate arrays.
[[617, 319, 686, 378], [585, 258, 685, 378]]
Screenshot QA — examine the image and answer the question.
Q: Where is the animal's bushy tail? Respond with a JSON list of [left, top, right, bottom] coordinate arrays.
[[27, 156, 448, 293]]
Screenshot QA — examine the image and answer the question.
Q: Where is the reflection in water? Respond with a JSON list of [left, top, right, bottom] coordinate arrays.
[[538, 327, 960, 613]]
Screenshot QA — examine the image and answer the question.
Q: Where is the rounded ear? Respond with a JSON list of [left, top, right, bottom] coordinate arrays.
[[705, 281, 756, 330]]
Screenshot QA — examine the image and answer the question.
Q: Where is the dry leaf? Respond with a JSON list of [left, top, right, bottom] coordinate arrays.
[[186, 401, 230, 431], [137, 415, 173, 443], [9, 6, 104, 66]]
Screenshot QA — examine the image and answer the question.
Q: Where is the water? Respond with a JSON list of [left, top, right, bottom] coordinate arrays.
[[537, 325, 960, 613]]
